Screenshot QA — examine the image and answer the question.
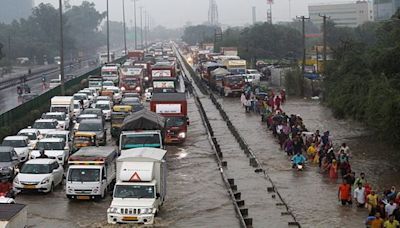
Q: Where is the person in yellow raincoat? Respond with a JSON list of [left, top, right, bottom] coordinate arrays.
[[307, 143, 317, 159]]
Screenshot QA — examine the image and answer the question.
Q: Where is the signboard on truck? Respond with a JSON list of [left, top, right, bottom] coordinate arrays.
[[155, 104, 181, 114], [152, 70, 171, 77], [153, 81, 175, 89]]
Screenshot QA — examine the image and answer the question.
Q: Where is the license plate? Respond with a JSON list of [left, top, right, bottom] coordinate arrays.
[[122, 216, 138, 221], [77, 196, 90, 200], [24, 185, 36, 189]]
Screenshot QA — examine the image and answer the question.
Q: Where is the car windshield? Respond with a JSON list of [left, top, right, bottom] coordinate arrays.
[[51, 106, 68, 113], [123, 79, 138, 86], [226, 77, 243, 84], [102, 71, 117, 77], [95, 103, 110, 110], [114, 185, 155, 199], [0, 152, 12, 162], [36, 141, 64, 150], [2, 139, 27, 148], [121, 134, 161, 149], [73, 136, 93, 143], [79, 122, 103, 131], [122, 98, 139, 104], [81, 110, 101, 117], [43, 114, 65, 121], [33, 121, 57, 129], [21, 164, 51, 174], [45, 134, 66, 141], [18, 132, 37, 140], [68, 168, 100, 182], [73, 95, 87, 100], [89, 81, 102, 87], [166, 117, 186, 127], [229, 69, 246, 75]]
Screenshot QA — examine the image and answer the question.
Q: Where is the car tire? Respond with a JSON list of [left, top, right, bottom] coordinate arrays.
[[48, 183, 54, 194], [101, 187, 107, 199]]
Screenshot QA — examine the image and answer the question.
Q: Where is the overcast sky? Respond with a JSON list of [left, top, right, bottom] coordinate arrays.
[[35, 0, 351, 28]]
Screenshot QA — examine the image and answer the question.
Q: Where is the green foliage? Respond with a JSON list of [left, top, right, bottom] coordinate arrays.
[[0, 1, 105, 64], [182, 25, 217, 45], [324, 18, 400, 143], [284, 68, 303, 96]]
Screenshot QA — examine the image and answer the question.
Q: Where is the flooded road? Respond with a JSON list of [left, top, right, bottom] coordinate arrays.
[[218, 96, 400, 227], [16, 96, 239, 227]]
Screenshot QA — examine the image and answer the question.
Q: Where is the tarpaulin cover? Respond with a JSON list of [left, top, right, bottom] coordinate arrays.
[[121, 108, 165, 131]]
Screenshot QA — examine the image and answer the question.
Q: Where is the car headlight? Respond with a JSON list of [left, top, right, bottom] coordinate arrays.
[[135, 87, 141, 92], [67, 187, 73, 193], [14, 177, 20, 184], [178, 132, 186, 138], [144, 77, 149, 81], [140, 208, 153, 214], [121, 87, 126, 91], [108, 207, 119, 214], [41, 177, 50, 184]]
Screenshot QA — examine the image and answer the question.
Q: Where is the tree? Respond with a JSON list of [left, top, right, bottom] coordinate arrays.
[[182, 25, 216, 45]]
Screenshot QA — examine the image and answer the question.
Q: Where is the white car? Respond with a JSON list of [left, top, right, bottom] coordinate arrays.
[[73, 93, 90, 108], [95, 96, 114, 107], [44, 130, 71, 155], [41, 112, 70, 130], [32, 119, 60, 136], [73, 101, 81, 118], [145, 87, 153, 102], [1, 136, 30, 162], [17, 128, 42, 150], [245, 69, 262, 84], [30, 138, 69, 165], [13, 159, 64, 193], [94, 100, 112, 121], [79, 89, 95, 102]]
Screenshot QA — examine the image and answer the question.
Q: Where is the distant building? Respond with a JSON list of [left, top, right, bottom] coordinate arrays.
[[0, 0, 33, 24], [374, 0, 400, 21], [309, 1, 374, 27]]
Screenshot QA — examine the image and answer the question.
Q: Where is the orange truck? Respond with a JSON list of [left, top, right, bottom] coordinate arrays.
[[150, 93, 188, 144]]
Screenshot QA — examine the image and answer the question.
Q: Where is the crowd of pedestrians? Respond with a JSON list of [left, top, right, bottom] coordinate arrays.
[[239, 84, 400, 228]]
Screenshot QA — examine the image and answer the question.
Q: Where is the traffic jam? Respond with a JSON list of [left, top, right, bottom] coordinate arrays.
[[0, 43, 189, 225]]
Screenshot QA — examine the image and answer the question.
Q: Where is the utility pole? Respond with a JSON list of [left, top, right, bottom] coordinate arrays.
[[296, 15, 309, 96], [319, 14, 329, 74], [122, 0, 127, 55], [133, 0, 137, 50], [140, 7, 143, 49], [59, 0, 65, 95], [106, 0, 110, 62], [144, 10, 147, 48]]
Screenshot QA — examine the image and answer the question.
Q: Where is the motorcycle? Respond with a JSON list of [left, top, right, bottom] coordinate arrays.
[[292, 162, 305, 171], [17, 86, 23, 96], [0, 192, 15, 204]]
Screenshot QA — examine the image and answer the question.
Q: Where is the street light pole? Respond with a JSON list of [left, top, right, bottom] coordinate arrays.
[[140, 7, 143, 49], [59, 0, 65, 95], [133, 0, 137, 50], [122, 0, 127, 54], [106, 0, 110, 63]]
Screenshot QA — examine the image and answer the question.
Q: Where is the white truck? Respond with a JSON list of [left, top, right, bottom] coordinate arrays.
[[50, 96, 74, 120], [66, 147, 117, 200], [107, 148, 167, 225]]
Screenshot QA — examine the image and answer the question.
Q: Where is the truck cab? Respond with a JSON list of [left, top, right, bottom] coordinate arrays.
[[101, 64, 119, 83], [107, 148, 167, 225], [119, 131, 163, 151], [66, 147, 117, 200], [150, 93, 188, 144]]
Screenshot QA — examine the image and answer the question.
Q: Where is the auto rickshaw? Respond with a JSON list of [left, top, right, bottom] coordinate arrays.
[[72, 132, 97, 152], [111, 105, 132, 138]]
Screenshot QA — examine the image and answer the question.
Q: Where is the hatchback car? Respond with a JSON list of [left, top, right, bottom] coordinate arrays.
[[1, 136, 30, 162], [32, 119, 60, 136], [41, 112, 70, 130], [30, 138, 69, 165], [94, 100, 112, 121], [13, 159, 64, 193], [17, 128, 42, 150], [0, 146, 20, 180]]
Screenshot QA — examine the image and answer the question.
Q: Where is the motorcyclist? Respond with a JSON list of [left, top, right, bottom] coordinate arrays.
[[17, 86, 23, 95], [41, 74, 46, 83], [291, 152, 307, 169], [37, 149, 48, 158], [24, 84, 31, 93]]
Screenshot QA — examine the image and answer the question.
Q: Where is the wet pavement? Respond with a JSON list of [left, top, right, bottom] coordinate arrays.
[[0, 62, 95, 114], [217, 97, 400, 227], [16, 97, 239, 228]]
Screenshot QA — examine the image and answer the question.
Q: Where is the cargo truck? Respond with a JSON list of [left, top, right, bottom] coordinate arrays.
[[119, 109, 165, 151], [107, 148, 167, 225], [150, 93, 188, 144], [101, 64, 119, 83], [119, 67, 143, 94], [128, 50, 144, 61], [66, 147, 117, 200], [50, 96, 74, 120]]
